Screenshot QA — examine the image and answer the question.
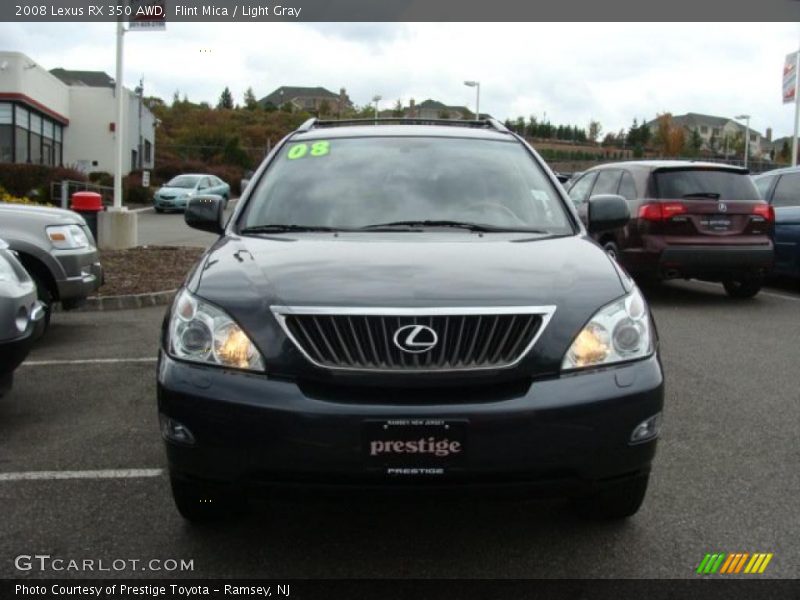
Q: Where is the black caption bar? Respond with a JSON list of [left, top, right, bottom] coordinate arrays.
[[4, 579, 800, 600], [2, 0, 800, 21]]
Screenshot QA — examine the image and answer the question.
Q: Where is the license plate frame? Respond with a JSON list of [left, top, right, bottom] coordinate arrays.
[[362, 419, 467, 474]]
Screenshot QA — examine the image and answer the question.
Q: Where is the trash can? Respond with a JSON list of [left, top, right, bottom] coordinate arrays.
[[70, 192, 104, 242]]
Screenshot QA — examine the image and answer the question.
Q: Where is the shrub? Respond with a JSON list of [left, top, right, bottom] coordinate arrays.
[[0, 164, 87, 201]]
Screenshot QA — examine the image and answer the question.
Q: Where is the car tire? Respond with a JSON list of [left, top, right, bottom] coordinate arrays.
[[169, 475, 247, 522], [29, 272, 53, 333], [602, 240, 620, 261], [154, 207, 164, 213], [571, 473, 650, 520], [723, 277, 763, 299]]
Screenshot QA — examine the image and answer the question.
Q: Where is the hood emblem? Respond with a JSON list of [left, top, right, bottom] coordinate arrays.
[[393, 324, 438, 353], [718, 202, 728, 213]]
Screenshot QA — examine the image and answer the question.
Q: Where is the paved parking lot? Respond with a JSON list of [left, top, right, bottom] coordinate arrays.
[[2, 274, 798, 579]]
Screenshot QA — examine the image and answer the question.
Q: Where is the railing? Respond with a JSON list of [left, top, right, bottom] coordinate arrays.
[[50, 180, 114, 209]]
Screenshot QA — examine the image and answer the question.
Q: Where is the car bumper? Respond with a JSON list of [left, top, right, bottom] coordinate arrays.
[[154, 198, 188, 209], [157, 353, 664, 493], [55, 250, 103, 307], [624, 243, 774, 279], [0, 301, 45, 377]]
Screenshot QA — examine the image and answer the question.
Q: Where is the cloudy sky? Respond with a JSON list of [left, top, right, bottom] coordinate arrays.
[[2, 22, 799, 137]]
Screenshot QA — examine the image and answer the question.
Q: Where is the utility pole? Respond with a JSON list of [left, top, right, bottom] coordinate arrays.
[[113, 20, 125, 209]]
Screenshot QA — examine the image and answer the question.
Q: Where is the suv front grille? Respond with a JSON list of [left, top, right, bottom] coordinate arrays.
[[272, 307, 555, 372]]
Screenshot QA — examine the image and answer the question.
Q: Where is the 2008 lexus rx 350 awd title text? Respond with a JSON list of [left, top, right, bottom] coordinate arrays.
[[157, 118, 664, 522]]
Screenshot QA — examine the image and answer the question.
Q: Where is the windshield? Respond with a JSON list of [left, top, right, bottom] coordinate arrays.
[[166, 175, 201, 189], [241, 136, 573, 233], [654, 169, 759, 200]]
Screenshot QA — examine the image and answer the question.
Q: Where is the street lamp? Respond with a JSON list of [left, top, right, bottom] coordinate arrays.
[[464, 80, 480, 120], [372, 94, 382, 123], [735, 114, 751, 168]]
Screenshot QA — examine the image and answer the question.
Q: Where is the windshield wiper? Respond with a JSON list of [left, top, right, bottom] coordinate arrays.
[[359, 220, 547, 233], [681, 192, 720, 199], [240, 224, 344, 234]]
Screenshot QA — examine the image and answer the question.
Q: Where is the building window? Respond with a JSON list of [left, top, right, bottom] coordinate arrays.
[[29, 113, 42, 164], [144, 139, 152, 163], [700, 126, 708, 134], [14, 105, 29, 163], [749, 133, 757, 142], [712, 128, 721, 136], [0, 103, 11, 163]]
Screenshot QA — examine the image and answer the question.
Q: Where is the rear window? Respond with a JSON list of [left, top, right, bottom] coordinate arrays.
[[653, 169, 759, 200], [243, 136, 573, 234]]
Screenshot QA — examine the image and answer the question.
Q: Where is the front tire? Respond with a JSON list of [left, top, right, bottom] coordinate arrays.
[[169, 475, 246, 523], [154, 207, 164, 214], [723, 276, 762, 299], [571, 473, 650, 520], [602, 240, 620, 261]]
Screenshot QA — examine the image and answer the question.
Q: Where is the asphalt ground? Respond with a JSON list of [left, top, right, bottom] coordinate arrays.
[[1, 277, 798, 580]]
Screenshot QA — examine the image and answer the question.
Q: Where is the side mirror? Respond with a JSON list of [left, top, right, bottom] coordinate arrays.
[[587, 194, 630, 233], [185, 195, 225, 234]]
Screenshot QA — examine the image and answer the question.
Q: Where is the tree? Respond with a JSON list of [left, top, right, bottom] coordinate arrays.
[[280, 101, 294, 113], [686, 128, 703, 157], [217, 87, 234, 110], [588, 120, 602, 143], [653, 113, 685, 157], [243, 87, 258, 111], [780, 139, 791, 163], [392, 99, 404, 118]]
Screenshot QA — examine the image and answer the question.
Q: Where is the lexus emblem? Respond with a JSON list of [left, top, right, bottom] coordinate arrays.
[[393, 324, 438, 353], [718, 202, 728, 213]]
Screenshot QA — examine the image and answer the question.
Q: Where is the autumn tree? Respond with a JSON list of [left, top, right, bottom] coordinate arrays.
[[653, 113, 685, 157]]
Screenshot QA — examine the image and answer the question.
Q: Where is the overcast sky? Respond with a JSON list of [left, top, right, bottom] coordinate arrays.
[[2, 22, 799, 138]]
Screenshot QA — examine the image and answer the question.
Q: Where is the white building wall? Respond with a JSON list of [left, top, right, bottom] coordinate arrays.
[[0, 52, 70, 120]]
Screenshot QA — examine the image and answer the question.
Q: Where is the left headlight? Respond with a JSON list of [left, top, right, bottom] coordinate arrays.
[[562, 286, 654, 371], [168, 289, 265, 372], [47, 224, 90, 249]]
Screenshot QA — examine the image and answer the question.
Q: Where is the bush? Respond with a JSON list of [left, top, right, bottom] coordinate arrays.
[[122, 172, 151, 205], [0, 187, 46, 206], [0, 164, 88, 201]]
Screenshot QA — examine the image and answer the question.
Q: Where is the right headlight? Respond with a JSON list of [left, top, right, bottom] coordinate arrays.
[[168, 289, 265, 372], [562, 286, 654, 371]]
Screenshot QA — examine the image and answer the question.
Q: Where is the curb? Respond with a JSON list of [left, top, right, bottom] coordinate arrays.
[[56, 289, 177, 312]]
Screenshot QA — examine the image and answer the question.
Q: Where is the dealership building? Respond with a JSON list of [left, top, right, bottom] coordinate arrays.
[[0, 51, 155, 176]]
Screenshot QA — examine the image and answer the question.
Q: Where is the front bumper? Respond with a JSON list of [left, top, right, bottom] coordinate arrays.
[[154, 197, 188, 209], [158, 353, 664, 492], [0, 301, 45, 378], [55, 249, 103, 306]]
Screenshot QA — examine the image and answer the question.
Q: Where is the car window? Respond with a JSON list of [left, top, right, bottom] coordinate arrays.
[[653, 169, 760, 200], [166, 175, 201, 189], [567, 172, 598, 206], [591, 170, 622, 196], [619, 171, 637, 200], [243, 136, 574, 234], [771, 173, 800, 208], [753, 175, 774, 199]]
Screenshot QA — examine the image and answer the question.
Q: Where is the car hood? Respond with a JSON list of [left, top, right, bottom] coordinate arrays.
[[0, 202, 86, 225], [188, 233, 629, 380]]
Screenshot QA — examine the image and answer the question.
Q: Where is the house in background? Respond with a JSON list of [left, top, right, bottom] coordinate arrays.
[[0, 51, 155, 175], [380, 99, 480, 120], [259, 86, 353, 116], [646, 112, 771, 159]]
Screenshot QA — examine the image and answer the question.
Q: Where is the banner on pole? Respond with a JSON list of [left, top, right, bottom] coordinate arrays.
[[128, 0, 167, 30], [783, 51, 797, 104]]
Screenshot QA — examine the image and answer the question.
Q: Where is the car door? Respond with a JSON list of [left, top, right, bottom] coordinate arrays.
[[197, 177, 211, 194], [768, 172, 800, 276]]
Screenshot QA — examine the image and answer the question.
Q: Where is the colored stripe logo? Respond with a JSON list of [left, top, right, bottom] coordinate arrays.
[[696, 552, 773, 574]]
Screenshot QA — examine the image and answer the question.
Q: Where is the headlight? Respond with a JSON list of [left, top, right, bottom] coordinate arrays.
[[168, 289, 265, 372], [47, 224, 90, 249], [562, 286, 654, 371]]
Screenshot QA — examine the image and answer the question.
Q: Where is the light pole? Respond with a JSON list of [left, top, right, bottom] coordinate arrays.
[[372, 94, 382, 123], [735, 114, 751, 168], [464, 80, 480, 120]]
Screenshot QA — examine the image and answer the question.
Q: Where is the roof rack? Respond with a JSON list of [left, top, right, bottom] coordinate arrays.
[[295, 117, 510, 133]]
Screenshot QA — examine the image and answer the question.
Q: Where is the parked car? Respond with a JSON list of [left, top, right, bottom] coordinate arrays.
[[566, 161, 774, 298], [753, 166, 800, 279], [0, 239, 46, 397], [159, 118, 664, 522], [153, 174, 230, 213], [0, 203, 103, 330]]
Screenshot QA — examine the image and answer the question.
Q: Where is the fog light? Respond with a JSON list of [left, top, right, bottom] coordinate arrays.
[[630, 413, 662, 444], [15, 306, 29, 333], [160, 414, 196, 445]]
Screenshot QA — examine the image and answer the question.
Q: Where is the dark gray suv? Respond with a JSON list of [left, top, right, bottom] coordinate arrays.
[[158, 118, 664, 522]]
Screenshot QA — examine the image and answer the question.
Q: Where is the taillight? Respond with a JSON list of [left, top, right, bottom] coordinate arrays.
[[637, 202, 686, 221], [752, 204, 774, 222]]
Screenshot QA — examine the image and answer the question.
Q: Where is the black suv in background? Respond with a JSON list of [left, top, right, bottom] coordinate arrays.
[[567, 161, 774, 298], [158, 119, 664, 522]]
